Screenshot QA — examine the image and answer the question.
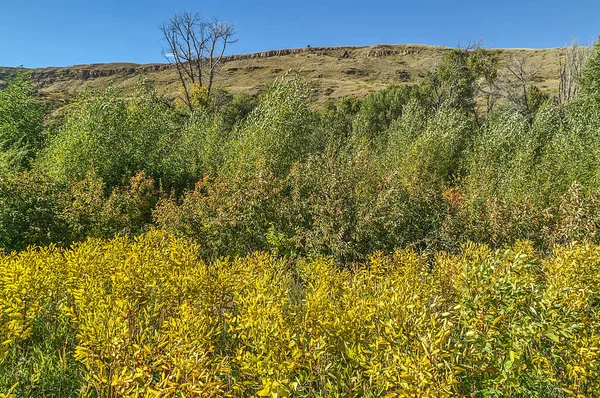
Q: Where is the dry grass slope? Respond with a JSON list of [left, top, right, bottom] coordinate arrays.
[[2, 44, 568, 104]]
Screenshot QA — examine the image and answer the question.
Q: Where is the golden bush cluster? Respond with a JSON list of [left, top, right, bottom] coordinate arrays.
[[1, 231, 599, 396]]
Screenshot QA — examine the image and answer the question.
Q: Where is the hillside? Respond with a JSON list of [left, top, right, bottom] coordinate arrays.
[[3, 37, 600, 396], [1, 44, 568, 104]]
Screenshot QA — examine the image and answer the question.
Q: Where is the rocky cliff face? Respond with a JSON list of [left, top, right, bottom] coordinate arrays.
[[220, 44, 427, 61], [365, 46, 418, 57], [221, 46, 348, 61], [28, 64, 173, 87]]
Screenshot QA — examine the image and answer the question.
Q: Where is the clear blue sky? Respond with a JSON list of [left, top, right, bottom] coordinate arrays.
[[1, 0, 599, 68]]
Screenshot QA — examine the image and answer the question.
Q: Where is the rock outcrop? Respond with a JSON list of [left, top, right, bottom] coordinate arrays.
[[1, 45, 435, 89], [27, 64, 173, 87], [221, 46, 346, 61], [365, 45, 418, 57]]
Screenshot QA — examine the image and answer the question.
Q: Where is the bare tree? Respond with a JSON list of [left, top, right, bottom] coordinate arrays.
[[559, 41, 589, 104], [204, 19, 237, 94], [161, 11, 237, 110], [492, 55, 543, 124]]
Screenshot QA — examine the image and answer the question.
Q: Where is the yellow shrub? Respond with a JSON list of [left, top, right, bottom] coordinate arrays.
[[2, 231, 600, 396]]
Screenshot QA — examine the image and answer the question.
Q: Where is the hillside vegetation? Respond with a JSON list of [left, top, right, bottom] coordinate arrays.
[[1, 39, 600, 396]]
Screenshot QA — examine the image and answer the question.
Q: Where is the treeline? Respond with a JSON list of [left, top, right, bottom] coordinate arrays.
[[1, 42, 600, 261]]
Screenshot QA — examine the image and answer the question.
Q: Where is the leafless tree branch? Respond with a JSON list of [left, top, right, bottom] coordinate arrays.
[[559, 41, 589, 104], [160, 11, 237, 110]]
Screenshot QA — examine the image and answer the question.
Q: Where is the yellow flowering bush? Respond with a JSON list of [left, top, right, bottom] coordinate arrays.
[[2, 231, 600, 396]]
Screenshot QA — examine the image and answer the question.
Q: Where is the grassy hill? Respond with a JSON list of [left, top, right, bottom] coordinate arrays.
[[1, 44, 569, 104]]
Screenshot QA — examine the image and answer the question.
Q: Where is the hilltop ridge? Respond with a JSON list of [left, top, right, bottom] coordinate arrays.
[[1, 44, 568, 103]]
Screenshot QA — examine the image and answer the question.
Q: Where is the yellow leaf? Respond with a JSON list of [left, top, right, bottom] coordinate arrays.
[[256, 386, 271, 396]]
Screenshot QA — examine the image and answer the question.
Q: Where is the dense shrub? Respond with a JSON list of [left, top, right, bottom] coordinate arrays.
[[0, 170, 66, 251], [2, 232, 600, 396], [579, 37, 600, 98], [41, 83, 180, 188], [59, 170, 162, 241], [228, 77, 317, 176], [154, 168, 284, 259], [538, 95, 600, 197], [160, 111, 232, 190], [352, 84, 417, 143], [0, 70, 47, 172], [5, 52, 600, 259], [287, 145, 446, 261], [393, 105, 473, 190], [217, 91, 258, 130], [0, 168, 162, 252]]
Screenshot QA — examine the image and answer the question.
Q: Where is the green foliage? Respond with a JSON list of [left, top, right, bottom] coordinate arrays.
[[0, 170, 67, 251], [320, 96, 361, 144], [0, 168, 162, 252], [535, 96, 600, 201], [228, 77, 316, 176], [420, 46, 499, 117], [0, 70, 47, 171], [579, 37, 600, 98], [4, 49, 600, 265], [217, 91, 257, 130], [59, 170, 161, 241], [0, 313, 82, 397], [352, 84, 416, 143], [463, 108, 533, 198], [454, 106, 554, 246], [42, 82, 180, 188], [526, 85, 552, 116], [286, 145, 446, 261], [287, 146, 385, 262], [433, 49, 477, 111], [154, 170, 283, 259], [392, 105, 474, 189], [160, 110, 232, 190]]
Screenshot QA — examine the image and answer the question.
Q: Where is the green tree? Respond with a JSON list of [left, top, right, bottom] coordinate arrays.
[[320, 96, 361, 144], [0, 70, 47, 171], [580, 37, 600, 97], [228, 77, 316, 176], [42, 82, 181, 188], [352, 84, 417, 143], [421, 46, 499, 119], [0, 169, 67, 251]]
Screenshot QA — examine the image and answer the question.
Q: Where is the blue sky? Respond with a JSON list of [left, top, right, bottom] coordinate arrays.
[[1, 0, 599, 68]]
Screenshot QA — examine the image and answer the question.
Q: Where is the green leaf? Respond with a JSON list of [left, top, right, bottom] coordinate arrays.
[[546, 332, 560, 343]]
